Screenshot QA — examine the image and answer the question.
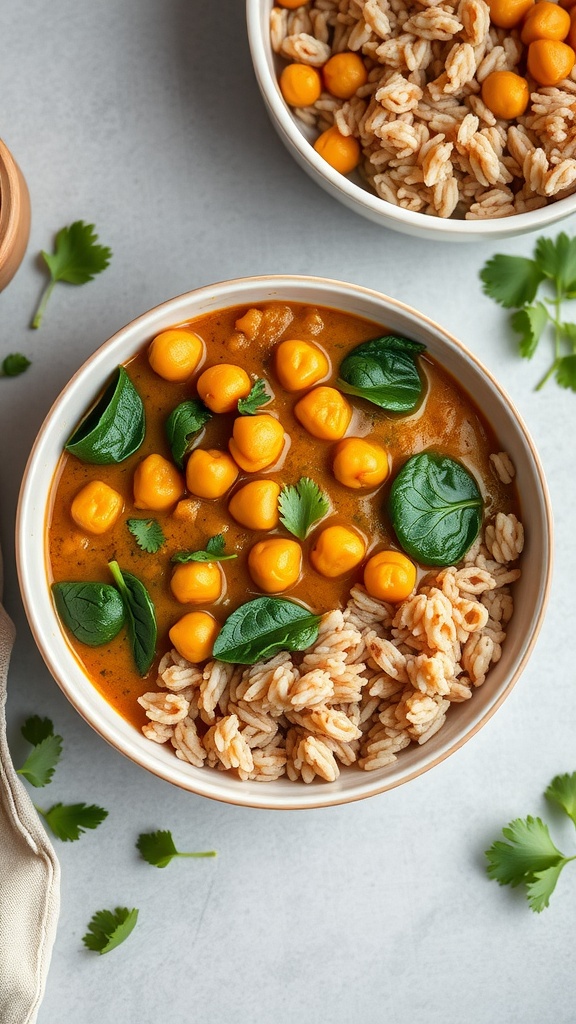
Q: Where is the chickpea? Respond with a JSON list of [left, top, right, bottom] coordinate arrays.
[[133, 454, 185, 511], [186, 448, 239, 499], [294, 386, 352, 440], [481, 70, 530, 119], [248, 538, 302, 594], [170, 561, 223, 604], [313, 126, 361, 175], [229, 415, 285, 472], [363, 550, 416, 603], [488, 0, 534, 27], [280, 63, 322, 107], [323, 52, 368, 99], [148, 329, 204, 382], [228, 479, 281, 531], [527, 37, 575, 84], [70, 480, 124, 535], [169, 611, 219, 663], [332, 437, 389, 489], [196, 363, 252, 414], [521, 1, 570, 43], [309, 525, 366, 577], [275, 338, 329, 391]]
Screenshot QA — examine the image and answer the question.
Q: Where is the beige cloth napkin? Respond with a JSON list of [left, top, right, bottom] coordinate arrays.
[[0, 546, 60, 1024]]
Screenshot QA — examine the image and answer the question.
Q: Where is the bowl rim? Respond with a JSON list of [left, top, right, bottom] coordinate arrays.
[[245, 0, 576, 236], [16, 274, 554, 809]]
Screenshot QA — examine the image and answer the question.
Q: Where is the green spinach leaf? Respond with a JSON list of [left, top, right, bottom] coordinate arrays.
[[212, 597, 321, 665], [108, 561, 157, 675], [338, 335, 425, 413], [388, 452, 482, 566], [65, 367, 145, 464], [52, 582, 125, 646], [165, 399, 212, 468]]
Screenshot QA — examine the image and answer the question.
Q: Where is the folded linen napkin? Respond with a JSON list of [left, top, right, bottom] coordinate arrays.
[[0, 545, 60, 1024]]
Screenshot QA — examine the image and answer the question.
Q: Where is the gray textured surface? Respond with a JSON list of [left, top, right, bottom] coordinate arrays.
[[1, 1, 575, 1022]]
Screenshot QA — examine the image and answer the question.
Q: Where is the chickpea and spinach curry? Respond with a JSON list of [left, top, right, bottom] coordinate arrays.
[[47, 301, 524, 783]]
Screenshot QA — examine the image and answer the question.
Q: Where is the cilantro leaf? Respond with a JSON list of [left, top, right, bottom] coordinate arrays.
[[545, 772, 576, 827], [480, 254, 545, 309], [21, 715, 55, 746], [82, 907, 139, 954], [237, 379, 270, 415], [17, 733, 63, 787], [37, 802, 108, 842], [278, 477, 330, 540], [555, 355, 576, 391], [562, 322, 576, 348], [137, 829, 217, 868], [32, 221, 112, 328], [485, 816, 564, 887], [535, 233, 576, 294], [127, 518, 166, 554], [1, 354, 31, 377], [510, 303, 549, 359], [525, 862, 568, 913], [171, 533, 237, 563]]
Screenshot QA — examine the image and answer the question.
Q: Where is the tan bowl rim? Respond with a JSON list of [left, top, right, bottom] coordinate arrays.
[[16, 275, 554, 809], [0, 139, 30, 268]]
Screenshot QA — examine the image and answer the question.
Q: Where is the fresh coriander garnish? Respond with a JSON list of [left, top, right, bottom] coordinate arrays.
[[1, 354, 31, 377], [17, 716, 63, 788], [127, 518, 166, 554], [82, 907, 139, 955], [485, 771, 576, 912], [480, 232, 576, 391], [136, 829, 217, 868], [31, 221, 112, 329], [171, 533, 237, 563], [237, 378, 270, 415], [278, 477, 330, 540], [35, 802, 108, 842]]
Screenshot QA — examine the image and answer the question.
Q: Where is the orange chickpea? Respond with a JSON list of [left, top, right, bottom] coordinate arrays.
[[481, 71, 530, 119], [229, 415, 285, 472], [313, 126, 361, 175], [332, 437, 389, 490], [294, 386, 352, 440], [248, 538, 302, 593], [309, 525, 366, 578], [148, 329, 204, 382], [280, 63, 322, 107], [170, 561, 223, 605], [228, 479, 281, 531], [169, 611, 219, 663], [186, 448, 239, 499], [196, 363, 252, 414], [527, 37, 575, 84], [364, 550, 417, 603], [521, 1, 570, 43], [70, 480, 124, 535], [323, 52, 368, 99], [488, 0, 534, 27], [133, 454, 185, 511], [275, 338, 329, 391], [277, 0, 308, 7]]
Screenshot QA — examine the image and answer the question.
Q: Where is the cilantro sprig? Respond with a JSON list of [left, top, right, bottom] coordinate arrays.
[[36, 802, 108, 842], [278, 477, 330, 540], [485, 772, 576, 912], [17, 716, 63, 787], [83, 907, 139, 955], [480, 232, 576, 391], [171, 533, 237, 563], [136, 829, 217, 868], [31, 221, 112, 329], [127, 518, 166, 554], [237, 378, 270, 415], [1, 354, 31, 377]]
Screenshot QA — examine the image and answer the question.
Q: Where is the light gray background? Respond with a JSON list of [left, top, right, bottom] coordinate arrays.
[[1, 2, 575, 1022]]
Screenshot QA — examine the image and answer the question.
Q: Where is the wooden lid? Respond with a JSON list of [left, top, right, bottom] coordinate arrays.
[[0, 139, 31, 291]]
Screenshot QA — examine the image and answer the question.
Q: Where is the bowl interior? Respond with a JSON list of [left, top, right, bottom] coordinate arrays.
[[16, 276, 552, 809]]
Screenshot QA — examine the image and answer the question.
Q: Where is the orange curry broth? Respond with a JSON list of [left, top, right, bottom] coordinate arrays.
[[46, 301, 514, 728]]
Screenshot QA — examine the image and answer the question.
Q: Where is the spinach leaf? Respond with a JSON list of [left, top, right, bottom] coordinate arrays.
[[108, 561, 157, 675], [338, 335, 426, 412], [388, 452, 483, 566], [65, 367, 145, 464], [212, 597, 321, 665], [52, 582, 125, 646], [165, 400, 212, 468]]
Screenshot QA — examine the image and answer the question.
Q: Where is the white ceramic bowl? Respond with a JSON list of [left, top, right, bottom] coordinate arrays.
[[16, 276, 552, 809], [246, 0, 576, 242]]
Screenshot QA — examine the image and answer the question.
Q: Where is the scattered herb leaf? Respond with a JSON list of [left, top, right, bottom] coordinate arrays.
[[480, 254, 545, 309], [278, 477, 330, 540], [545, 771, 576, 827], [65, 366, 145, 464], [82, 907, 139, 955], [21, 715, 55, 747], [36, 802, 108, 842], [52, 581, 125, 646], [108, 561, 157, 675], [338, 335, 425, 412], [31, 221, 112, 329], [127, 518, 166, 554], [17, 733, 63, 788], [165, 399, 212, 468], [555, 354, 576, 392], [511, 303, 548, 360], [237, 378, 270, 415], [136, 830, 217, 868], [213, 597, 321, 665], [1, 354, 31, 377], [171, 533, 237, 563], [534, 233, 576, 293]]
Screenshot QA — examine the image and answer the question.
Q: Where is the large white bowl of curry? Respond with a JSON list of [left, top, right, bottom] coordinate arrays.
[[16, 276, 552, 810]]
